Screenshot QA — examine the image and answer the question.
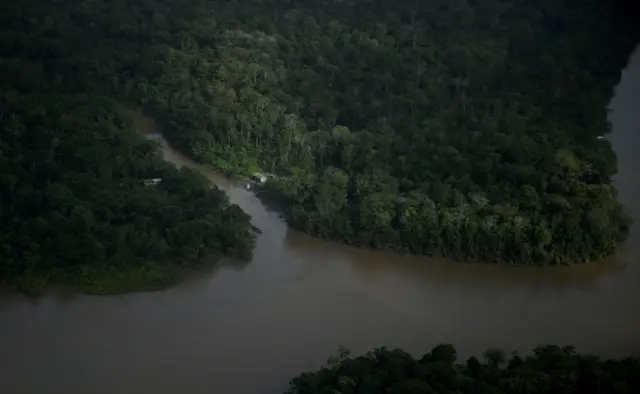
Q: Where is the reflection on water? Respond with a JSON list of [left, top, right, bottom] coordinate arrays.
[[0, 47, 639, 394]]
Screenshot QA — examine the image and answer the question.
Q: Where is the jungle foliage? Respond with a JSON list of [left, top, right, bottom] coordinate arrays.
[[284, 344, 640, 394], [0, 2, 254, 293], [107, 0, 637, 264], [1, 0, 639, 286]]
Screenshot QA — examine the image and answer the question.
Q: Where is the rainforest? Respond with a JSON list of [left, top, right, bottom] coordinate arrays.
[[126, 0, 638, 264], [1, 0, 640, 294], [284, 344, 640, 394]]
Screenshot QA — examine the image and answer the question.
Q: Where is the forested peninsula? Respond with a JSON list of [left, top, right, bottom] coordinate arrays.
[[188, 0, 639, 264], [75, 0, 639, 265], [1, 0, 639, 294], [167, 0, 638, 265], [284, 344, 640, 394]]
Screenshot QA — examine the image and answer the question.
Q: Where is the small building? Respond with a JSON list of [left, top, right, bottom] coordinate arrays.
[[142, 178, 162, 186], [252, 173, 267, 183]]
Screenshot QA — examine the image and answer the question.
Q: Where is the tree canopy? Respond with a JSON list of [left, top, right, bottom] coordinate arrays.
[[112, 0, 636, 264], [0, 2, 255, 294], [285, 344, 640, 394], [1, 0, 639, 290]]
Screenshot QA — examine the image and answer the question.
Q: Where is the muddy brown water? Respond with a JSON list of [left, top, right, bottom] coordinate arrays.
[[1, 48, 639, 394]]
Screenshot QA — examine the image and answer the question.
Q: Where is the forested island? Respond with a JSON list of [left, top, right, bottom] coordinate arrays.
[[1, 0, 639, 294], [285, 344, 640, 394]]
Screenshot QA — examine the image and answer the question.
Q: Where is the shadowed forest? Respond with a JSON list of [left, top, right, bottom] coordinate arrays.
[[1, 0, 639, 293], [284, 345, 640, 394]]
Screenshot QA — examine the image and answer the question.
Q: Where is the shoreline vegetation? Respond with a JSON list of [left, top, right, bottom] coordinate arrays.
[[1, 0, 639, 294], [6, 263, 178, 296], [0, 94, 255, 295], [284, 344, 640, 394]]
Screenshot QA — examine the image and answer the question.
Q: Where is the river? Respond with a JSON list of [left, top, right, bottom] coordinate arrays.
[[1, 48, 639, 394]]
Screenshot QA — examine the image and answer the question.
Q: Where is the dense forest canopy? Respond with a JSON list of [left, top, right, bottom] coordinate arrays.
[[0, 94, 254, 293], [284, 344, 640, 394], [0, 2, 255, 293], [1, 0, 639, 294], [114, 0, 638, 264]]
